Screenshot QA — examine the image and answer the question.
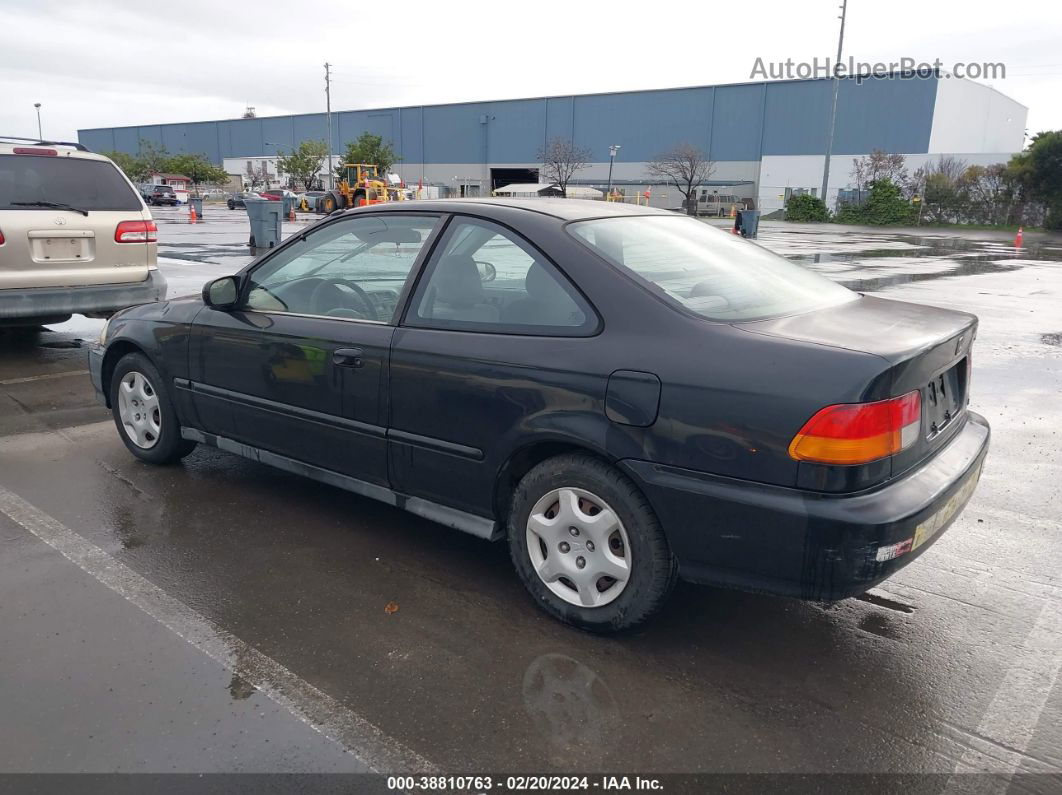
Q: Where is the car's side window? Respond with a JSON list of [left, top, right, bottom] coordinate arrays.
[[407, 218, 595, 335], [243, 214, 438, 323]]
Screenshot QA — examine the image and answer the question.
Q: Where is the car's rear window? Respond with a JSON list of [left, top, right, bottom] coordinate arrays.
[[0, 154, 141, 211], [568, 215, 856, 322]]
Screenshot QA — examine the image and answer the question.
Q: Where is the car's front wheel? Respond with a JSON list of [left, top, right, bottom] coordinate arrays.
[[508, 454, 677, 632], [109, 353, 196, 465]]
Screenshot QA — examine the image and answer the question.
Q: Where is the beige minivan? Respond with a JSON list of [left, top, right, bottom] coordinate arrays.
[[0, 138, 166, 326]]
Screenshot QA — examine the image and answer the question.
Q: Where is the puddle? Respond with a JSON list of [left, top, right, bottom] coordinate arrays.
[[769, 230, 1062, 290], [1042, 332, 1062, 347]]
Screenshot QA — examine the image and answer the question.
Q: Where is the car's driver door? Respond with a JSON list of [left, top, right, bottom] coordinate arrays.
[[188, 213, 441, 485]]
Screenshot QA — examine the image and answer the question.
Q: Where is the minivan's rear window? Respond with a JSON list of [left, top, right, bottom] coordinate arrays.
[[568, 215, 856, 322], [0, 154, 141, 211]]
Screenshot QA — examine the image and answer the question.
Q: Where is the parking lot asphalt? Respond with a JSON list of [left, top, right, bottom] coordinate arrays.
[[1, 205, 1060, 780]]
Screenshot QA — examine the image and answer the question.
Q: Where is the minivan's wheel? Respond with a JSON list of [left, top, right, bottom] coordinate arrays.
[[508, 454, 677, 632], [109, 353, 196, 464], [227, 199, 235, 210]]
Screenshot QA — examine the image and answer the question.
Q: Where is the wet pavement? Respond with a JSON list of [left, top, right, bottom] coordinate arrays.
[[1, 207, 1060, 782]]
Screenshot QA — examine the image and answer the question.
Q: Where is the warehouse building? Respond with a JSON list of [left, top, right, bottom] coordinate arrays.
[[79, 73, 1027, 213]]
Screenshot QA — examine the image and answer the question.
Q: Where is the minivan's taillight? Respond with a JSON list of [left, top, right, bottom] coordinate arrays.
[[115, 220, 157, 243], [788, 391, 921, 465], [13, 147, 57, 156], [0, 228, 5, 245]]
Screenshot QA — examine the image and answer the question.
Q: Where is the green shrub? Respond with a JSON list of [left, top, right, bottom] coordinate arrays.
[[785, 194, 830, 222], [831, 179, 915, 225]]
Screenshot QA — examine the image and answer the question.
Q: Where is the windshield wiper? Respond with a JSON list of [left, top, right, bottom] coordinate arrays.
[[12, 201, 90, 216]]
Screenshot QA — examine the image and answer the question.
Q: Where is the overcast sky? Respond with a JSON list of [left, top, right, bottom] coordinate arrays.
[[2, 0, 1059, 148]]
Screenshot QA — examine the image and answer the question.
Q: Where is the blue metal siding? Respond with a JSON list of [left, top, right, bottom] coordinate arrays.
[[571, 88, 713, 162], [544, 96, 574, 144], [710, 83, 765, 161], [761, 80, 832, 156], [399, 106, 424, 164], [422, 103, 486, 163], [485, 99, 546, 163], [834, 75, 937, 155], [77, 77, 943, 164], [292, 113, 328, 147]]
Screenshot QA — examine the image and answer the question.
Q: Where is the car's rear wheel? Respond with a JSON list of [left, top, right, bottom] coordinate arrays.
[[508, 453, 677, 632], [110, 353, 196, 465], [227, 200, 235, 210]]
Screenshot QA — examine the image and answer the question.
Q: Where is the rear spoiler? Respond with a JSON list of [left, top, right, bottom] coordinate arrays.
[[0, 135, 90, 152]]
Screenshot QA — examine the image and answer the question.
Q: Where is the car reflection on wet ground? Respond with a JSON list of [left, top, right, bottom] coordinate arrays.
[[1, 206, 1060, 781]]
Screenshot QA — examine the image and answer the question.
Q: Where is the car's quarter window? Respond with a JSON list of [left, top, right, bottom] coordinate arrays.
[[568, 215, 856, 322], [407, 218, 595, 335], [244, 214, 439, 322]]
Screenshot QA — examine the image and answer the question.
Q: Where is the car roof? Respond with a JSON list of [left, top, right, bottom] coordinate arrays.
[[354, 197, 676, 222]]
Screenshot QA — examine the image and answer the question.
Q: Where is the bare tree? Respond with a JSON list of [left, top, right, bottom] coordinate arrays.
[[851, 150, 908, 191], [538, 137, 592, 197], [646, 143, 716, 215]]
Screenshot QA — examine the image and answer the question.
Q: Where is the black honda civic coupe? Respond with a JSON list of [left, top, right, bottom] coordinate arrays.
[[89, 199, 989, 632]]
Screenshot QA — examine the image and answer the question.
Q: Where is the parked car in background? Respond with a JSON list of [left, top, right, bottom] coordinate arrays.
[[89, 199, 987, 632], [697, 192, 750, 217], [144, 185, 178, 206], [0, 136, 166, 327], [226, 191, 262, 210], [260, 189, 298, 204]]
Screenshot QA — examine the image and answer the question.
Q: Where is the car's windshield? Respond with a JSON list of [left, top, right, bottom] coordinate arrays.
[[0, 154, 141, 211], [568, 215, 856, 321]]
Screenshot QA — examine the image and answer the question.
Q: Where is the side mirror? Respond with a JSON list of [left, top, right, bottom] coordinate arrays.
[[203, 276, 239, 310]]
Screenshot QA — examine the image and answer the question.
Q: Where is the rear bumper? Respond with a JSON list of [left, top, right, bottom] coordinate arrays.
[[0, 271, 167, 321], [622, 411, 990, 601]]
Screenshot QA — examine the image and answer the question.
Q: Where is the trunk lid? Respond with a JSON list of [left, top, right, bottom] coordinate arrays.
[[738, 295, 977, 480]]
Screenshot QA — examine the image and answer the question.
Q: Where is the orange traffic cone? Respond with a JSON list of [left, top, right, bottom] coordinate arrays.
[[288, 205, 296, 222], [1014, 226, 1023, 248], [188, 203, 197, 223]]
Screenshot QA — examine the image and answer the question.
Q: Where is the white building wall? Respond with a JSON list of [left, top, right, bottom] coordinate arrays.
[[927, 78, 1027, 154]]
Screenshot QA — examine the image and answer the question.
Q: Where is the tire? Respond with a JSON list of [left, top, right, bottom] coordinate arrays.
[[507, 453, 677, 633], [321, 191, 343, 213], [109, 352, 196, 465], [227, 200, 235, 210]]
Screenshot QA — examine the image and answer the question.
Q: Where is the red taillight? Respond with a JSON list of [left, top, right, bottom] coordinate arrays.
[[788, 391, 922, 465], [0, 228, 5, 245], [114, 220, 158, 243], [13, 147, 57, 156]]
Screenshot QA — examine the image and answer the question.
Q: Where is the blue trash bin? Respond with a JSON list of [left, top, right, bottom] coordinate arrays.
[[244, 198, 282, 249], [281, 196, 294, 218], [736, 209, 761, 239], [189, 197, 204, 217]]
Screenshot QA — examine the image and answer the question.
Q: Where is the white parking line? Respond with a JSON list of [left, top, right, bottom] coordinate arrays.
[[0, 370, 88, 386], [0, 484, 437, 775], [944, 600, 1062, 790]]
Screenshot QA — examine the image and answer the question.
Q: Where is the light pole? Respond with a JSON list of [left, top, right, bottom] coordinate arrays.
[[33, 103, 42, 139], [607, 144, 621, 197]]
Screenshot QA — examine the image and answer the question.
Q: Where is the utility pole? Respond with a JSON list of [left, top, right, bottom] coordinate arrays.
[[607, 144, 620, 197], [820, 0, 848, 209], [324, 63, 334, 190]]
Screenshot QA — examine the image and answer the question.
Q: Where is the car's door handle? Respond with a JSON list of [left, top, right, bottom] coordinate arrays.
[[333, 347, 365, 368]]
